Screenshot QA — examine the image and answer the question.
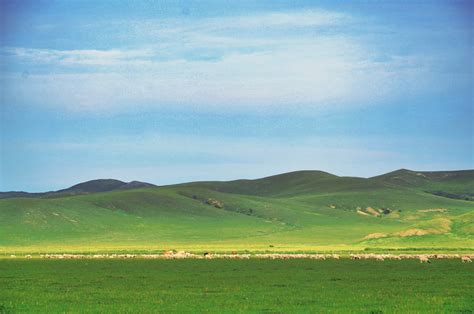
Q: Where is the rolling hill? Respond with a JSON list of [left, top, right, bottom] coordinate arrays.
[[0, 179, 156, 199], [0, 169, 472, 253], [373, 169, 474, 200]]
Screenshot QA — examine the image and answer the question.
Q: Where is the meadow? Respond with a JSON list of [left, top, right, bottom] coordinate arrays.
[[1, 259, 472, 313]]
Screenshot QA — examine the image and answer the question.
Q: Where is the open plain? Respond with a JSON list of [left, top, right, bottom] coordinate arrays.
[[1, 259, 473, 313]]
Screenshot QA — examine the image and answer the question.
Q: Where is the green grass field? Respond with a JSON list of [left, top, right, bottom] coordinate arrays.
[[1, 169, 473, 253], [1, 259, 472, 313]]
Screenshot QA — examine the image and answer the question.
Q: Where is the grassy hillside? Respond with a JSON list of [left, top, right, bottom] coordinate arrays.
[[0, 179, 156, 199], [180, 170, 383, 197], [0, 170, 472, 253], [373, 169, 474, 200]]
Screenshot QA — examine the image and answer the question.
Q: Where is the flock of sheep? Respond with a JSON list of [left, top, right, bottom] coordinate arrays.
[[9, 252, 473, 263], [349, 253, 473, 263]]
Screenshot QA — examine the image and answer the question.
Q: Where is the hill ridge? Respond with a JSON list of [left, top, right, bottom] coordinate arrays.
[[0, 179, 156, 199], [1, 168, 472, 199]]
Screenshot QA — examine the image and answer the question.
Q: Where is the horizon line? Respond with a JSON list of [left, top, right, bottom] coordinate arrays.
[[2, 167, 473, 194]]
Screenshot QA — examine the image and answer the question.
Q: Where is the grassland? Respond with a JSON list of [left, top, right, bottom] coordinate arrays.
[[0, 169, 472, 253], [1, 170, 472, 313], [1, 259, 472, 313]]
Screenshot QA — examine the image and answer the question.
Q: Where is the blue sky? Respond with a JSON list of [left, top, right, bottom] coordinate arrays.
[[1, 0, 473, 191]]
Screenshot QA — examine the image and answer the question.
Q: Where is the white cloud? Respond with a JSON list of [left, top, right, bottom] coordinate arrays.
[[1, 48, 430, 113], [186, 10, 348, 30], [1, 9, 433, 114], [106, 9, 348, 37], [5, 47, 154, 66]]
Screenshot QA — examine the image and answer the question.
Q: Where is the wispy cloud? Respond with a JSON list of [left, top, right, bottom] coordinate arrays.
[[1, 49, 432, 112], [0, 9, 440, 113], [203, 10, 347, 29], [4, 47, 154, 66], [104, 9, 349, 37]]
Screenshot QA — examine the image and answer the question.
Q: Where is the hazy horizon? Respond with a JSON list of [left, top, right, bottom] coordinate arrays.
[[2, 167, 474, 193], [1, 1, 473, 191]]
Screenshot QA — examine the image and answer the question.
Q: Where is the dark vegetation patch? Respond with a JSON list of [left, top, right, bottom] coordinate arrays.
[[429, 191, 474, 201]]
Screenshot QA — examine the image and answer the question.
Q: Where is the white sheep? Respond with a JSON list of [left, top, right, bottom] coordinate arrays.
[[375, 255, 385, 262], [419, 256, 431, 263]]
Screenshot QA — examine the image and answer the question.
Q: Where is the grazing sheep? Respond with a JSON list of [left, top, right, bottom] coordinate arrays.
[[350, 254, 361, 260], [461, 256, 472, 263], [23, 251, 469, 261], [419, 256, 431, 263], [363, 254, 375, 260], [375, 256, 385, 262], [163, 250, 174, 257]]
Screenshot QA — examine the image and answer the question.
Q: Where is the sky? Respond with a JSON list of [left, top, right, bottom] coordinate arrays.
[[1, 0, 473, 192]]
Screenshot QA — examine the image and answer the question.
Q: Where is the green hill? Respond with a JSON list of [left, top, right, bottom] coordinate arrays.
[[372, 169, 474, 200], [181, 170, 383, 197], [0, 169, 472, 253], [0, 179, 156, 199]]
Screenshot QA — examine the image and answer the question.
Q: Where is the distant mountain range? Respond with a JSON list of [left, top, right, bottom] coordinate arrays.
[[0, 179, 156, 199], [1, 168, 472, 200]]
